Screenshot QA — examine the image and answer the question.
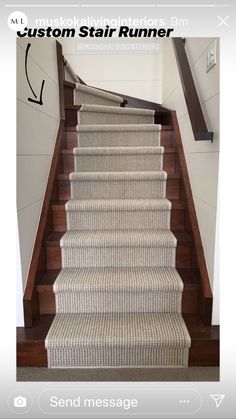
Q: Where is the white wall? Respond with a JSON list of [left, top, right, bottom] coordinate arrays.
[[162, 38, 219, 325], [61, 38, 163, 103], [17, 38, 60, 325]]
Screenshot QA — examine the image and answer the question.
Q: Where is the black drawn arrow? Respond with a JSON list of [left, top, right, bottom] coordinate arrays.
[[25, 43, 45, 105]]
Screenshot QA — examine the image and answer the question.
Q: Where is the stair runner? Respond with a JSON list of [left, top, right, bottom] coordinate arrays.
[[45, 83, 191, 368]]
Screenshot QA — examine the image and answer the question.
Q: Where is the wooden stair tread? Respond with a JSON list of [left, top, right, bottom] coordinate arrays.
[[183, 314, 219, 344], [65, 104, 81, 110], [161, 125, 173, 131], [51, 201, 67, 210], [37, 270, 60, 286], [174, 231, 193, 243], [46, 231, 64, 246], [177, 268, 200, 283], [17, 315, 54, 342], [64, 80, 75, 88]]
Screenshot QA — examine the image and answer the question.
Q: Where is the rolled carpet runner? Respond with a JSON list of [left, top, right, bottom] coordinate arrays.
[[45, 86, 191, 368]]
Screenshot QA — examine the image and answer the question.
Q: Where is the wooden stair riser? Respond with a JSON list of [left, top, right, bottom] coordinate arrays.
[[17, 342, 47, 367], [64, 83, 74, 106], [65, 108, 77, 127], [161, 129, 174, 147]]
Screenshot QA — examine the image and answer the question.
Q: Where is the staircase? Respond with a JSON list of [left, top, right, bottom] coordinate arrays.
[[44, 84, 188, 368], [17, 68, 219, 370]]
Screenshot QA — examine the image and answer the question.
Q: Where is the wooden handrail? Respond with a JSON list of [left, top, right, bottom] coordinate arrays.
[[57, 41, 65, 120], [172, 38, 213, 142]]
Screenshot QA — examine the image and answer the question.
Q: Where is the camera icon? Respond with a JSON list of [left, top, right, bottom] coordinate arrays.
[[13, 396, 27, 408]]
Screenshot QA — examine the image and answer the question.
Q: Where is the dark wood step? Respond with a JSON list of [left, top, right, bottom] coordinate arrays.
[[184, 314, 219, 367], [175, 231, 195, 269], [37, 267, 200, 315], [64, 80, 75, 106], [17, 313, 219, 367], [161, 127, 174, 147], [57, 172, 182, 201], [65, 105, 81, 127], [64, 126, 174, 149], [45, 230, 195, 271], [51, 199, 187, 232], [52, 201, 67, 232], [64, 80, 75, 87], [178, 268, 200, 313], [17, 315, 54, 367]]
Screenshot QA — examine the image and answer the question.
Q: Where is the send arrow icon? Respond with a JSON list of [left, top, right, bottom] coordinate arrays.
[[210, 394, 225, 408]]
